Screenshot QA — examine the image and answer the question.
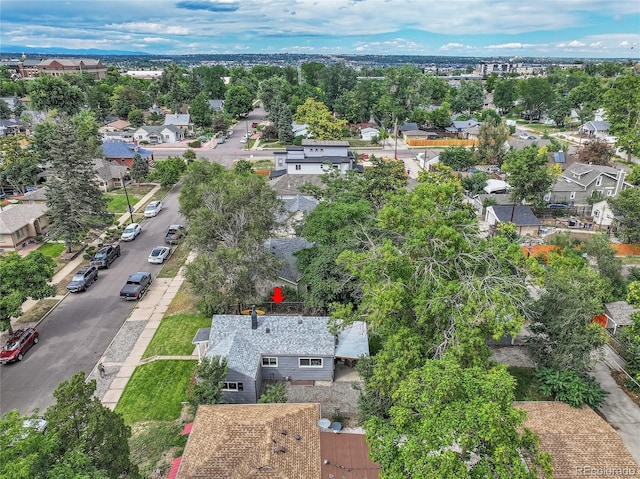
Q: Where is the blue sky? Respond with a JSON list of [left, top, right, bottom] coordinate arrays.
[[1, 0, 639, 58]]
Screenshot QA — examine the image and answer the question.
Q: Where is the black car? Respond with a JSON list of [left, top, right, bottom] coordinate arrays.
[[119, 272, 153, 300], [89, 244, 121, 269], [67, 266, 99, 292]]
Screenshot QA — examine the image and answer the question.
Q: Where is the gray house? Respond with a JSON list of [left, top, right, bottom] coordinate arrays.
[[547, 162, 629, 206], [192, 314, 369, 404], [271, 140, 359, 178]]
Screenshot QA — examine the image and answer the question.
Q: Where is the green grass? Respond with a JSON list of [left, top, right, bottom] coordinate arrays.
[[508, 366, 551, 401], [104, 194, 142, 213], [33, 242, 65, 259], [143, 313, 210, 358], [251, 159, 274, 169], [157, 243, 190, 278], [115, 360, 196, 424]]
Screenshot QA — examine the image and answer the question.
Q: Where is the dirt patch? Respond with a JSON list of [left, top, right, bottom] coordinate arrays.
[[611, 371, 640, 407], [18, 298, 61, 325], [285, 381, 361, 426]]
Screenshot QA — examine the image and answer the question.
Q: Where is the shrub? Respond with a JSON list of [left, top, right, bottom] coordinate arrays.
[[536, 368, 608, 408], [257, 383, 287, 404], [188, 140, 201, 148]]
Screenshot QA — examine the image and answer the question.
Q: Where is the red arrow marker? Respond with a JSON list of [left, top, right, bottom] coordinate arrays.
[[271, 287, 285, 304]]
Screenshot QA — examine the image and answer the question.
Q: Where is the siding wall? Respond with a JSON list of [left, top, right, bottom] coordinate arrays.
[[222, 369, 258, 404], [261, 355, 334, 382]]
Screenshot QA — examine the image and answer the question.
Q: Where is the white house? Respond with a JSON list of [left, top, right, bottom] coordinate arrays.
[[164, 114, 194, 134], [591, 200, 617, 228], [271, 140, 359, 177], [133, 125, 184, 144], [360, 127, 380, 141]]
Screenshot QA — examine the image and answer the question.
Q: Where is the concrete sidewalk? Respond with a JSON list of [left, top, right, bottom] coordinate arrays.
[[95, 252, 196, 410]]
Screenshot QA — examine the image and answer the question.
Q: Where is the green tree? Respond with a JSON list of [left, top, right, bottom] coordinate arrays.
[[319, 62, 358, 110], [0, 251, 56, 333], [258, 76, 289, 113], [501, 145, 561, 207], [449, 80, 484, 114], [517, 77, 556, 120], [366, 358, 552, 479], [257, 383, 287, 403], [45, 115, 109, 251], [180, 162, 284, 313], [110, 85, 150, 119], [439, 146, 475, 171], [187, 356, 228, 408], [528, 253, 608, 374], [0, 99, 12, 119], [188, 92, 213, 128], [577, 139, 614, 165], [129, 153, 149, 184], [295, 98, 347, 140], [0, 134, 39, 194], [461, 171, 489, 195], [224, 85, 254, 118], [610, 187, 640, 243], [126, 108, 144, 128], [429, 101, 453, 128], [300, 62, 325, 87], [475, 117, 509, 165], [72, 110, 102, 159], [547, 96, 572, 128], [603, 72, 640, 162], [27, 76, 86, 115], [147, 156, 186, 187], [44, 372, 138, 479]]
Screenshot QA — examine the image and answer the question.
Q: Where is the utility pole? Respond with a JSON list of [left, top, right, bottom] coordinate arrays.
[[394, 117, 398, 160], [121, 173, 134, 225]]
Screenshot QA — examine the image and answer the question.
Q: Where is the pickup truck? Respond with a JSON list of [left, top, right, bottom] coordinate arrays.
[[165, 225, 186, 245], [89, 244, 121, 269], [119, 272, 152, 300]]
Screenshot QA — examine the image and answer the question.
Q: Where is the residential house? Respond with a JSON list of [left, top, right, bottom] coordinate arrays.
[[445, 118, 480, 138], [265, 237, 314, 293], [133, 125, 185, 144], [360, 127, 380, 141], [591, 200, 617, 229], [207, 99, 225, 111], [92, 158, 129, 192], [173, 403, 380, 479], [102, 142, 154, 168], [579, 120, 611, 139], [485, 205, 541, 237], [292, 122, 311, 138], [192, 314, 369, 404], [271, 140, 359, 178], [515, 402, 638, 478], [398, 122, 418, 135], [402, 129, 439, 143], [604, 301, 639, 335], [0, 203, 50, 248], [547, 150, 576, 171], [275, 194, 319, 236], [0, 118, 24, 136], [506, 137, 552, 152], [16, 188, 47, 204], [547, 162, 630, 206], [164, 114, 194, 134], [101, 119, 131, 132], [269, 173, 326, 198]]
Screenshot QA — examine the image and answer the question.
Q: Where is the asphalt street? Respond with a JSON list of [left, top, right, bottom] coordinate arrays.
[[0, 186, 184, 415]]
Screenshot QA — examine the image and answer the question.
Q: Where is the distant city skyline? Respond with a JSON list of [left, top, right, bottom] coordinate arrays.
[[1, 0, 639, 59]]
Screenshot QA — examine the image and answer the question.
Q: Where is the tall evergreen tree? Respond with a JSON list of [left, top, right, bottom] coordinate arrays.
[[129, 152, 149, 184], [45, 115, 109, 251]]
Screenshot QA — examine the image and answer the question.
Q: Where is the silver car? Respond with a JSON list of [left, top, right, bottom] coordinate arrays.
[[121, 223, 141, 241]]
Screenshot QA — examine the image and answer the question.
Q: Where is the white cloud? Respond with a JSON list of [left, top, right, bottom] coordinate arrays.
[[107, 22, 190, 35], [485, 42, 536, 49]]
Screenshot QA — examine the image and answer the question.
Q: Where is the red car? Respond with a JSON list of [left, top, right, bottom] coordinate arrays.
[[0, 328, 39, 364]]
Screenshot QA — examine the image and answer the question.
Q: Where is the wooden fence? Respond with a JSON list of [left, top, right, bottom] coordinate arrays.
[[406, 138, 478, 147]]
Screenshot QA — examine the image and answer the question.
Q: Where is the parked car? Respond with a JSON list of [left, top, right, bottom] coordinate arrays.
[[487, 166, 502, 174], [119, 272, 153, 300], [144, 201, 163, 218], [217, 136, 225, 144], [67, 266, 99, 292], [89, 244, 121, 269], [546, 203, 569, 209], [148, 246, 172, 264], [0, 328, 39, 364], [165, 224, 186, 245], [121, 223, 142, 241]]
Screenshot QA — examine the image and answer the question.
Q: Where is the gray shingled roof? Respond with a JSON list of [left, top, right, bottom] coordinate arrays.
[[0, 203, 48, 233], [604, 301, 638, 327], [490, 205, 541, 226], [136, 124, 181, 135], [301, 139, 349, 147], [286, 156, 353, 165], [269, 174, 326, 196], [164, 114, 191, 125], [92, 158, 128, 182], [205, 315, 335, 378]]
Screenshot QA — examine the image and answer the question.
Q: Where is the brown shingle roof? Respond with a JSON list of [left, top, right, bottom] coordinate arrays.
[[515, 402, 638, 478], [177, 403, 321, 479], [320, 432, 379, 479]]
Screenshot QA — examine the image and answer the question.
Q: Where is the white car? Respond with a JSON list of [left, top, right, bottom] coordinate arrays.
[[121, 223, 141, 241], [148, 246, 172, 264], [144, 201, 163, 217]]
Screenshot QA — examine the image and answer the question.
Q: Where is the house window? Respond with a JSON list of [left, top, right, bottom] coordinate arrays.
[[570, 192, 576, 200], [299, 358, 323, 368], [295, 164, 301, 170], [593, 209, 600, 218], [222, 382, 244, 391], [607, 190, 613, 196], [278, 159, 283, 166], [543, 193, 551, 202], [262, 357, 278, 367], [596, 176, 602, 186]]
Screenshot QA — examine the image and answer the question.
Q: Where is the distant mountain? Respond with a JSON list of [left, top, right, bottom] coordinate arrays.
[[0, 45, 149, 57]]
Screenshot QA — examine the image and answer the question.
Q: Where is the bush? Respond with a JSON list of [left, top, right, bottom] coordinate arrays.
[[257, 383, 287, 403], [536, 368, 608, 408], [188, 140, 201, 148]]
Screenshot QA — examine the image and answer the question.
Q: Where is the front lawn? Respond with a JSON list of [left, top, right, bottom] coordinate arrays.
[[33, 242, 65, 259], [104, 193, 142, 214], [143, 313, 210, 358], [115, 360, 196, 424]]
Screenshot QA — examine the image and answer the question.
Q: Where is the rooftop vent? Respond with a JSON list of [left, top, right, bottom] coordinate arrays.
[[265, 327, 270, 334]]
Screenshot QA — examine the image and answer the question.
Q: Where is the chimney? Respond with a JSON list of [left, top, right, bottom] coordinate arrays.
[[250, 305, 258, 330]]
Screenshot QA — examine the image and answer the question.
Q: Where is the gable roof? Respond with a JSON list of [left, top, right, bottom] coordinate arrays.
[[164, 114, 191, 126], [558, 162, 623, 188], [320, 432, 379, 479], [92, 158, 128, 182], [206, 315, 336, 378], [399, 122, 418, 132], [604, 301, 638, 327], [269, 174, 326, 196], [104, 119, 131, 130], [102, 142, 153, 160], [514, 402, 638, 479], [176, 403, 321, 479], [489, 205, 541, 226], [135, 124, 182, 135], [207, 99, 224, 110], [581, 120, 610, 132], [452, 118, 480, 129], [0, 203, 48, 234]]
